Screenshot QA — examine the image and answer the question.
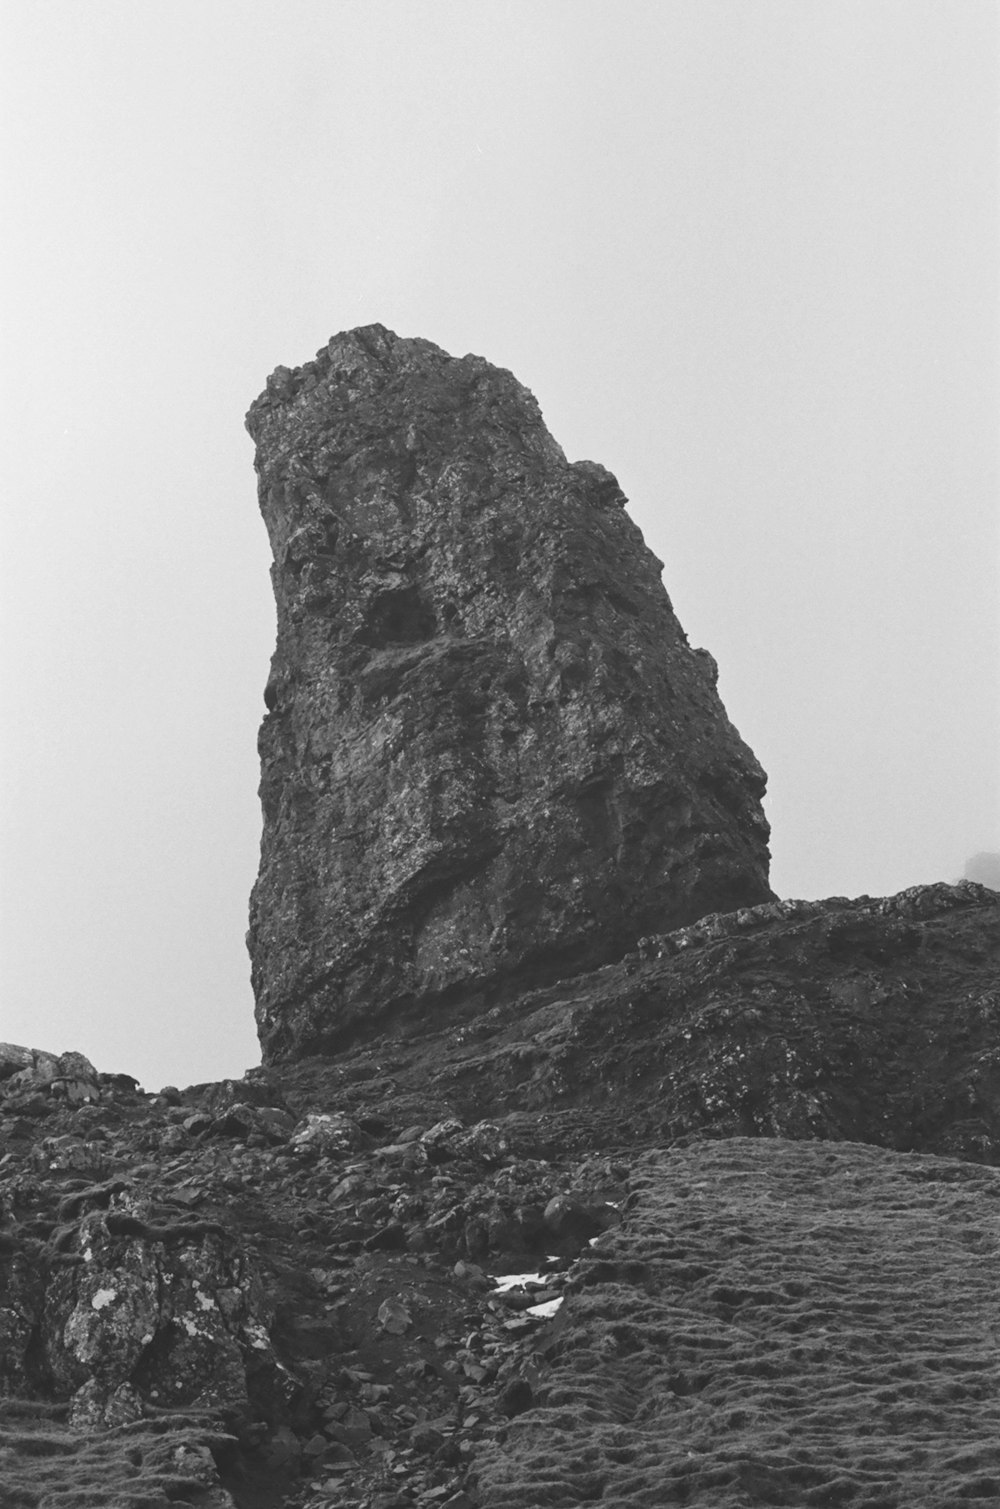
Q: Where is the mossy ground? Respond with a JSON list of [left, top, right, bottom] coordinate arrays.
[[0, 1399, 235, 1507], [475, 1138, 1000, 1507]]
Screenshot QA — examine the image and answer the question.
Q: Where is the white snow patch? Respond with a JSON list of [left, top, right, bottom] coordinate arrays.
[[527, 1297, 564, 1318], [492, 1272, 544, 1292], [91, 1288, 117, 1310]]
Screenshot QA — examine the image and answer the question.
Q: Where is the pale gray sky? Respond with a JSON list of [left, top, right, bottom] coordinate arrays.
[[2, 1, 997, 1089]]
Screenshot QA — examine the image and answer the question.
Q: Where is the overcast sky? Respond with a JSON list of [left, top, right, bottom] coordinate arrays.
[[2, 1, 997, 1090]]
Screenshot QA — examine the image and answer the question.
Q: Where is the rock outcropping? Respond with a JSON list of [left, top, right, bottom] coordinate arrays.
[[6, 335, 998, 1508], [246, 326, 772, 1062], [2, 879, 998, 1507]]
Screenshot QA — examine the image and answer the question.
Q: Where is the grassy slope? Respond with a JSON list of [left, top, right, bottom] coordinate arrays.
[[476, 1138, 1000, 1508]]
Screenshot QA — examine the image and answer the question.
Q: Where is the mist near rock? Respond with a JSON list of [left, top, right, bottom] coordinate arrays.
[[964, 852, 1000, 890]]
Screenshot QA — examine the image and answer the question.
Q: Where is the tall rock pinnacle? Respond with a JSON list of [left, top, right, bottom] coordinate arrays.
[[246, 325, 773, 1063]]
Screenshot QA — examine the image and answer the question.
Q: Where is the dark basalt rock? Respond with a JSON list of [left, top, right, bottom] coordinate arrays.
[[1, 881, 998, 1507], [245, 325, 773, 1063]]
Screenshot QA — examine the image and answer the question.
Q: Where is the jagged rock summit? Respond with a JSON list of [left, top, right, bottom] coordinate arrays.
[[246, 325, 773, 1064]]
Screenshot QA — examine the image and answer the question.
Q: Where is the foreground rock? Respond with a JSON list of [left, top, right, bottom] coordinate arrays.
[[245, 325, 772, 1062], [1, 882, 998, 1506]]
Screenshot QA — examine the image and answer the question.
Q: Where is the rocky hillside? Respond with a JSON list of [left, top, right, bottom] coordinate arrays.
[[2, 332, 997, 1508], [2, 879, 998, 1507]]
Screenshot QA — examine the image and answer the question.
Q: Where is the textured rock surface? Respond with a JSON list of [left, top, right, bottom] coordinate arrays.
[[245, 325, 772, 1062], [307, 878, 1000, 1165], [2, 883, 998, 1506]]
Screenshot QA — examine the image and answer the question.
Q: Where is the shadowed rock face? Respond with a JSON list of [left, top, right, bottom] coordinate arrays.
[[246, 325, 772, 1063]]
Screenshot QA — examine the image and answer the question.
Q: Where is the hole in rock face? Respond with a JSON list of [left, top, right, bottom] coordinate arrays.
[[360, 584, 436, 646]]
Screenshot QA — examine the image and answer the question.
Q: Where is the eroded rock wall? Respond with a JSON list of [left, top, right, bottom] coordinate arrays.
[[246, 326, 772, 1062]]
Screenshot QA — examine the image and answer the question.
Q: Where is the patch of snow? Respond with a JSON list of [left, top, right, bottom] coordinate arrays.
[[491, 1272, 544, 1292], [526, 1297, 564, 1318], [91, 1288, 117, 1310]]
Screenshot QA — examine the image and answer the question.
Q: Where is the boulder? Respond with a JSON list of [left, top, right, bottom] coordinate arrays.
[[289, 1112, 364, 1156], [245, 325, 772, 1062]]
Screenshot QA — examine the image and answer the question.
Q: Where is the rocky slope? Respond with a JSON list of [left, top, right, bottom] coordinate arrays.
[[245, 326, 772, 1062], [2, 879, 998, 1508]]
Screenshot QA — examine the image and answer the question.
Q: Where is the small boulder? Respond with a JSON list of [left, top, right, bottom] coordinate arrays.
[[376, 1298, 411, 1335], [543, 1194, 616, 1248], [499, 1377, 534, 1417], [451, 1121, 510, 1166], [290, 1112, 363, 1155], [364, 1222, 407, 1252]]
